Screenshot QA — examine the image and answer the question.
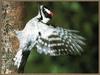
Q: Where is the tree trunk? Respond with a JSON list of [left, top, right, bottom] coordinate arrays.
[[0, 1, 25, 74]]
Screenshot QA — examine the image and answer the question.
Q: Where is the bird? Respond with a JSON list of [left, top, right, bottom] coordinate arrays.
[[13, 5, 85, 73]]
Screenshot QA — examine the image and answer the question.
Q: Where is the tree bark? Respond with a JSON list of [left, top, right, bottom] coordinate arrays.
[[0, 1, 25, 74]]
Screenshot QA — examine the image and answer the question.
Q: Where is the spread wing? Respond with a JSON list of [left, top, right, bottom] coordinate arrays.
[[35, 27, 85, 56]]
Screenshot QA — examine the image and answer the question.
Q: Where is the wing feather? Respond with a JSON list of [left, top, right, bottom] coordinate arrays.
[[35, 27, 85, 56]]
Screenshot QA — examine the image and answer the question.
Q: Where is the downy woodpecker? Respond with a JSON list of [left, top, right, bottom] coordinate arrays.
[[13, 5, 85, 73]]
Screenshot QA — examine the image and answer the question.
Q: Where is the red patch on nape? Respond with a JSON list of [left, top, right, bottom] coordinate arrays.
[[49, 12, 53, 16]]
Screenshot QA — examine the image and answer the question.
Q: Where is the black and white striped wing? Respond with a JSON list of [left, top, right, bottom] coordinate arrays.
[[36, 27, 85, 56]]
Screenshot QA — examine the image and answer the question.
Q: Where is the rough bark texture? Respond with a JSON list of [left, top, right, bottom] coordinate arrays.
[[0, 1, 25, 74]]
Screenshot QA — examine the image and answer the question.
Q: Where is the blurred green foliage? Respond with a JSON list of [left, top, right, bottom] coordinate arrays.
[[23, 2, 98, 73]]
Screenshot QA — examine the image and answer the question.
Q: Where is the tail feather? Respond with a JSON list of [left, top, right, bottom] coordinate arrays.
[[17, 50, 30, 73]]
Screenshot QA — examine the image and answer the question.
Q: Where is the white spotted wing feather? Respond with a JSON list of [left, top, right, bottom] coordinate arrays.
[[36, 26, 85, 56]]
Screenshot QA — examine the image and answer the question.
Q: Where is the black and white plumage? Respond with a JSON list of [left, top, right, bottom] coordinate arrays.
[[36, 27, 85, 56], [13, 5, 85, 73]]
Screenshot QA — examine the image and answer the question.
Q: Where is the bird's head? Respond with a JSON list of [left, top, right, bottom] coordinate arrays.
[[37, 5, 53, 23]]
